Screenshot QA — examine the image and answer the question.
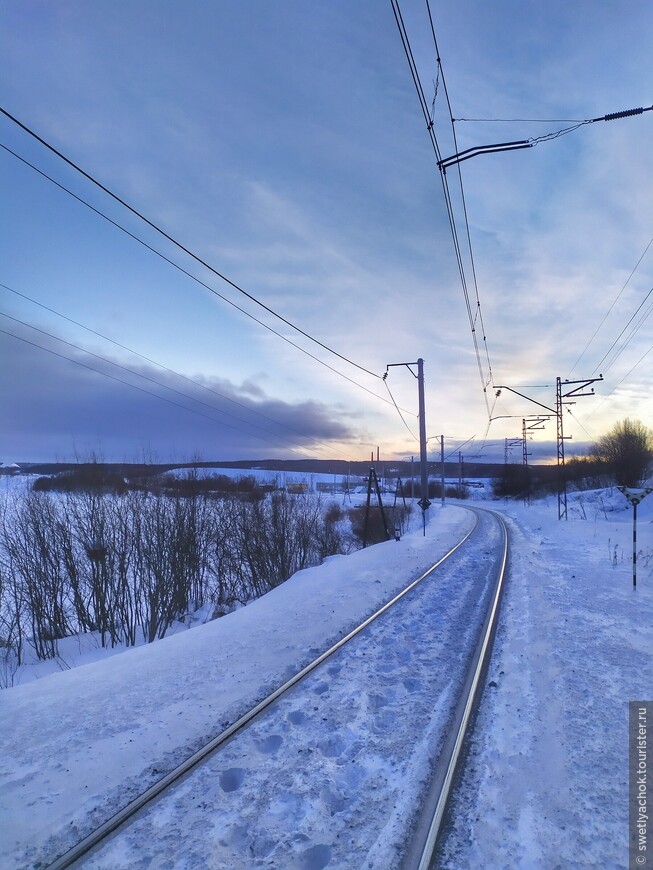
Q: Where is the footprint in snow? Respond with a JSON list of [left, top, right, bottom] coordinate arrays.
[[402, 677, 422, 692], [256, 734, 283, 754], [298, 843, 332, 869], [219, 767, 246, 792]]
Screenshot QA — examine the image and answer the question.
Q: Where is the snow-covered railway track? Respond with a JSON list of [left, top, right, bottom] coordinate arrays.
[[406, 507, 508, 870], [47, 507, 507, 869]]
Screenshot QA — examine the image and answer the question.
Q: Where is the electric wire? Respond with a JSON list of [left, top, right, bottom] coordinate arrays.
[[611, 342, 653, 393], [0, 281, 353, 458], [443, 434, 476, 462], [599, 294, 653, 376], [568, 235, 653, 376], [383, 377, 420, 443], [412, 3, 650, 434], [565, 409, 595, 442], [583, 341, 653, 423], [425, 0, 494, 395], [590, 286, 653, 376], [442, 105, 653, 167], [0, 142, 413, 414], [1, 327, 315, 458], [0, 107, 381, 380], [0, 312, 348, 457], [390, 0, 493, 420]]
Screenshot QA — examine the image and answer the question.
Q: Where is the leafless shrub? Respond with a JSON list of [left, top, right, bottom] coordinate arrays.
[[0, 486, 350, 673]]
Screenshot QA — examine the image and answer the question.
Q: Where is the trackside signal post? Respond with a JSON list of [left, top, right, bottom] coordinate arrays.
[[385, 358, 431, 535], [618, 487, 653, 588]]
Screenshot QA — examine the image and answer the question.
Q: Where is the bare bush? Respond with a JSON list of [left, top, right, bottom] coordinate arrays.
[[0, 486, 351, 673]]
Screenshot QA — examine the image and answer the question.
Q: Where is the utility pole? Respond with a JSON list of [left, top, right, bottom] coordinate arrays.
[[504, 437, 521, 464], [440, 435, 445, 505], [522, 416, 549, 505], [417, 359, 430, 526], [556, 376, 603, 520], [494, 376, 602, 520], [385, 358, 431, 534], [411, 456, 414, 500]]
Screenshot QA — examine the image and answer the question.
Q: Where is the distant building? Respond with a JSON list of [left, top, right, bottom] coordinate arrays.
[[0, 463, 20, 476]]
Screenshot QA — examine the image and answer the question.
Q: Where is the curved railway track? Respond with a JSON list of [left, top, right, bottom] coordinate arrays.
[[46, 505, 508, 869], [407, 507, 509, 869]]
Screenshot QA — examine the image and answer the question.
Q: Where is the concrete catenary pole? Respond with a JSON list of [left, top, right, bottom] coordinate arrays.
[[417, 358, 430, 529]]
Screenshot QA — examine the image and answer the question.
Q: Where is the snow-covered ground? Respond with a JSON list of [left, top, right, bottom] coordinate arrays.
[[438, 488, 653, 870], [1, 485, 651, 868]]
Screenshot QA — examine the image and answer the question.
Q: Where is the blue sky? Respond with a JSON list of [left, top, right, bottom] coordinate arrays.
[[1, 0, 651, 464]]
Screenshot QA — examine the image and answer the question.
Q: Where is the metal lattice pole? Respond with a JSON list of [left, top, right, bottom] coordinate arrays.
[[556, 377, 567, 521]]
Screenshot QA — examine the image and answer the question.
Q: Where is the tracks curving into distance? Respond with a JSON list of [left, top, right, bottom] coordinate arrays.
[[407, 506, 509, 869], [47, 505, 508, 869]]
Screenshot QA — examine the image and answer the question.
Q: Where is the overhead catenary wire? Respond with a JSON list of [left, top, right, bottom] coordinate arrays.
[[0, 281, 355, 458], [382, 376, 420, 443], [565, 408, 596, 442], [425, 0, 494, 388], [568, 234, 653, 377], [0, 106, 380, 380], [390, 0, 494, 421], [609, 342, 653, 395], [0, 142, 414, 415], [1, 327, 319, 458], [582, 341, 653, 424], [443, 434, 476, 462], [599, 295, 653, 377], [590, 286, 653, 377], [440, 105, 653, 168], [0, 312, 353, 458]]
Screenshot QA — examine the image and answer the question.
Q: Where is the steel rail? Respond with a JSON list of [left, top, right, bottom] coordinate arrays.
[[410, 507, 510, 870], [46, 512, 480, 870]]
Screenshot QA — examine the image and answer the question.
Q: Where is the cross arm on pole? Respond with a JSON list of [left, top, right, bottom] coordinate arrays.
[[558, 376, 603, 399], [385, 362, 418, 379], [493, 385, 557, 415]]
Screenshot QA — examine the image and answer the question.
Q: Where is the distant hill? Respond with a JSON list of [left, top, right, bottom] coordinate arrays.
[[17, 458, 557, 481]]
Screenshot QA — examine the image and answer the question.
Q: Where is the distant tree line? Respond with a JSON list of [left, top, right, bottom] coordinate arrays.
[[493, 418, 653, 499], [32, 466, 269, 499]]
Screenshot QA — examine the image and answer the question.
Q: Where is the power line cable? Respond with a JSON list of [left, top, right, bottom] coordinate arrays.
[[0, 107, 381, 379], [582, 339, 653, 423], [441, 105, 653, 168], [0, 326, 317, 457], [565, 408, 596, 443], [591, 286, 653, 376], [391, 0, 493, 421], [610, 342, 653, 392], [0, 312, 350, 457], [602, 297, 653, 376], [443, 434, 476, 461], [425, 0, 494, 390], [424, 10, 485, 339], [583, 339, 653, 424], [0, 142, 412, 413], [568, 235, 653, 376], [0, 281, 354, 458], [382, 377, 419, 442]]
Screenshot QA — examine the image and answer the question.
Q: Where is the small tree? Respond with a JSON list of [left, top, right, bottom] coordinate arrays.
[[592, 418, 653, 487]]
